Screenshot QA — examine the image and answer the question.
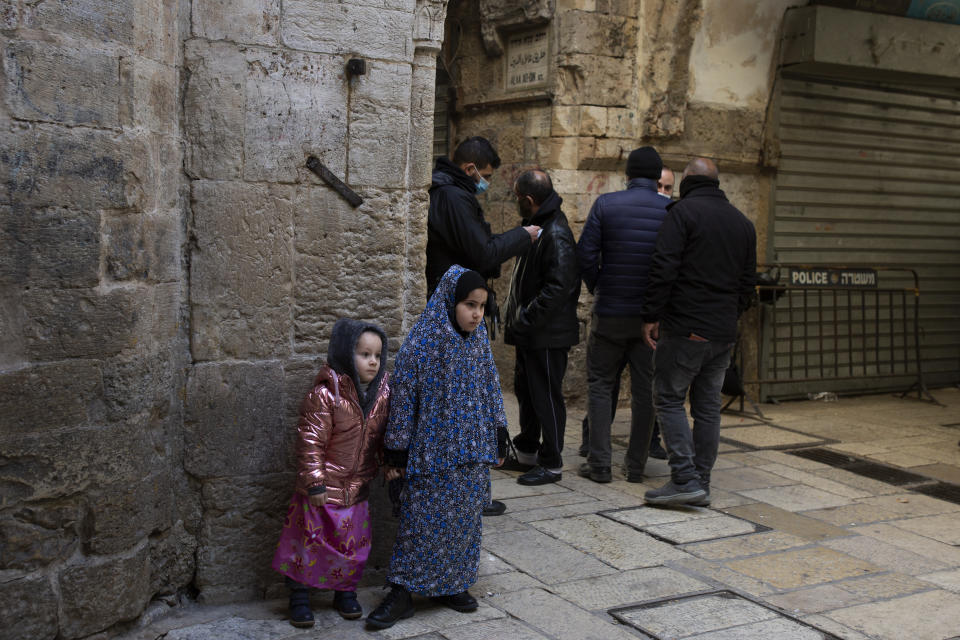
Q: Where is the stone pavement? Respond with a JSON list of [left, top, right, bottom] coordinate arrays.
[[121, 389, 960, 640]]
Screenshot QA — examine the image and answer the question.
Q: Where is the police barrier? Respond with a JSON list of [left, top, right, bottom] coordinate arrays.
[[748, 264, 939, 404]]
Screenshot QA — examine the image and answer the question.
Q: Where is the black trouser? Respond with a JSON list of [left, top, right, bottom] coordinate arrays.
[[579, 365, 662, 454], [512, 346, 570, 470]]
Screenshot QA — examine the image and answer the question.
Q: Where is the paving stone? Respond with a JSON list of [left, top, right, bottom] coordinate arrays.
[[863, 493, 960, 517], [889, 512, 960, 545], [488, 588, 638, 640], [911, 463, 960, 485], [554, 475, 647, 508], [478, 551, 513, 576], [672, 556, 776, 597], [438, 618, 550, 640], [707, 488, 758, 509], [683, 531, 811, 561], [826, 442, 889, 456], [756, 464, 872, 499], [508, 499, 618, 523], [850, 523, 960, 565], [825, 590, 960, 640], [823, 535, 948, 575], [617, 592, 778, 638], [722, 452, 783, 467], [483, 529, 616, 583], [869, 450, 938, 467], [721, 503, 850, 540], [812, 467, 903, 496], [531, 514, 689, 570], [919, 569, 960, 593], [764, 584, 870, 615], [474, 571, 544, 598], [799, 614, 872, 640], [721, 425, 824, 449], [711, 467, 796, 491], [804, 503, 905, 527], [605, 505, 716, 528], [685, 616, 830, 639], [738, 484, 854, 512], [551, 566, 711, 610], [749, 449, 836, 471], [725, 547, 881, 589], [480, 514, 529, 534], [644, 514, 760, 544], [835, 573, 933, 599], [377, 601, 505, 640], [490, 477, 578, 500], [163, 616, 301, 640]]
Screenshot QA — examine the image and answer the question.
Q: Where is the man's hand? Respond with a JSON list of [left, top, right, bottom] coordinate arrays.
[[308, 491, 327, 507], [523, 225, 541, 242], [494, 457, 505, 468], [643, 321, 660, 350], [384, 466, 405, 481]]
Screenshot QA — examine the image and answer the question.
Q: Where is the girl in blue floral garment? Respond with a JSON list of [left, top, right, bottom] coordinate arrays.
[[366, 265, 508, 630]]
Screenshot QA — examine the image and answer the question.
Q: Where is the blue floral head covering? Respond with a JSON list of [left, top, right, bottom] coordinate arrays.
[[383, 265, 508, 475]]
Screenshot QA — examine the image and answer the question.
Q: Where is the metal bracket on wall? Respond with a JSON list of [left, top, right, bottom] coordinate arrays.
[[305, 156, 364, 208]]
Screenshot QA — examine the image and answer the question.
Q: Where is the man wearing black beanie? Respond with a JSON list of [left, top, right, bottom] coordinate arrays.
[[576, 146, 669, 484]]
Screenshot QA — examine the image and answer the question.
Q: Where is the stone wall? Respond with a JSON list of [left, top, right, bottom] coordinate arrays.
[[0, 1, 192, 638]]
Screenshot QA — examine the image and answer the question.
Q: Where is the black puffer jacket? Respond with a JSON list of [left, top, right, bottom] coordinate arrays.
[[503, 191, 581, 349], [425, 157, 530, 296]]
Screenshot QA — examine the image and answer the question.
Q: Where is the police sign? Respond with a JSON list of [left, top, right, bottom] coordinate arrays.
[[789, 267, 878, 288]]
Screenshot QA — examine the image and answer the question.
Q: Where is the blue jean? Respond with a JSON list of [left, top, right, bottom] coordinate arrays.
[[653, 333, 733, 485]]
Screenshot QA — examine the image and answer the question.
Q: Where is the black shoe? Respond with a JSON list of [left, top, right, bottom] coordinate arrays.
[[517, 466, 561, 486], [482, 500, 507, 516], [644, 479, 706, 506], [288, 585, 314, 628], [578, 463, 612, 483], [366, 585, 414, 630], [689, 482, 711, 506], [648, 442, 668, 460], [333, 590, 363, 620], [432, 590, 478, 613], [625, 470, 644, 483]]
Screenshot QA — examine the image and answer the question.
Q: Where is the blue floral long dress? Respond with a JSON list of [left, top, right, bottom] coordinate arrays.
[[384, 265, 508, 596]]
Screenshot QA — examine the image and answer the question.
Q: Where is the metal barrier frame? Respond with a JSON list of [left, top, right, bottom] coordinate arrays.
[[749, 264, 940, 405]]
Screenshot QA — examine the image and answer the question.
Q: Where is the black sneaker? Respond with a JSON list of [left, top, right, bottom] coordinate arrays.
[[517, 466, 561, 486], [333, 590, 363, 620], [432, 590, 478, 613], [644, 479, 706, 506], [482, 500, 507, 516], [689, 482, 711, 507], [577, 463, 612, 483], [648, 442, 668, 460], [366, 585, 414, 630]]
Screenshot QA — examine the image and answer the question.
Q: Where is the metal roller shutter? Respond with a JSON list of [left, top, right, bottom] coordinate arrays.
[[768, 75, 960, 397]]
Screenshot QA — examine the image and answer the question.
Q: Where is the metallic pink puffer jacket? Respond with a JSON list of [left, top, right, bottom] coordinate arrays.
[[295, 365, 390, 506]]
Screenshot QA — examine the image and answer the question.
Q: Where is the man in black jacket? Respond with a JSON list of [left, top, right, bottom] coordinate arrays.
[[426, 137, 539, 297], [504, 170, 581, 486], [642, 158, 756, 507]]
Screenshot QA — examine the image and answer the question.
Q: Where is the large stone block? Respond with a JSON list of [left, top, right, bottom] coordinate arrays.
[[103, 210, 182, 283], [282, 356, 325, 420], [184, 361, 288, 478], [347, 61, 412, 189], [183, 40, 245, 180], [0, 361, 105, 438], [0, 285, 25, 368], [190, 180, 293, 360], [3, 41, 120, 127], [241, 47, 348, 183], [192, 0, 281, 46], [281, 0, 414, 61], [22, 0, 134, 47], [194, 473, 291, 603], [1, 1, 18, 29], [0, 128, 130, 210], [100, 341, 185, 424], [119, 56, 178, 133], [606, 106, 638, 138], [59, 544, 151, 639], [84, 470, 176, 554], [0, 500, 81, 572], [0, 574, 58, 640], [556, 54, 631, 107], [557, 11, 635, 57], [0, 206, 99, 288], [134, 0, 181, 65], [149, 520, 198, 596]]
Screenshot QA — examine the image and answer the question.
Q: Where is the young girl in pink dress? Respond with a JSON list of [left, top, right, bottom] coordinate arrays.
[[272, 318, 390, 628]]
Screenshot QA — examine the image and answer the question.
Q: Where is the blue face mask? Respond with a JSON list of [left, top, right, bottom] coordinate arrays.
[[475, 176, 489, 194]]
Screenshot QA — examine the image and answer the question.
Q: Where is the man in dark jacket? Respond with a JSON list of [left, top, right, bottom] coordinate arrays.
[[576, 147, 669, 484], [426, 137, 539, 297], [504, 170, 580, 486], [642, 158, 757, 507]]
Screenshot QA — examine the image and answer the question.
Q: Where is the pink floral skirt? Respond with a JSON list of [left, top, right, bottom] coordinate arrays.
[[271, 493, 371, 591]]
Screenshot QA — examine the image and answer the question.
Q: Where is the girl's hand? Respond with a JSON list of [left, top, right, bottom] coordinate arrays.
[[385, 466, 405, 481], [494, 457, 505, 468], [308, 492, 327, 507]]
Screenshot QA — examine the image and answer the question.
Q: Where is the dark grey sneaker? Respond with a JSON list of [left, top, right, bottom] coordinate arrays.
[[644, 479, 706, 506], [578, 463, 612, 483]]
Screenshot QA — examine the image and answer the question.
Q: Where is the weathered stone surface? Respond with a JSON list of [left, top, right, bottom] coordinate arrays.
[[0, 500, 81, 572], [282, 356, 325, 420], [619, 593, 779, 638], [4, 41, 120, 127], [826, 589, 960, 640], [0, 1, 18, 29], [190, 181, 293, 360], [552, 566, 711, 610], [605, 107, 637, 138], [727, 547, 881, 589], [644, 514, 760, 544], [59, 545, 151, 639], [348, 62, 413, 188], [0, 574, 58, 640], [557, 11, 635, 57], [104, 211, 181, 283], [0, 360, 105, 437], [195, 473, 291, 603], [488, 588, 638, 640], [183, 40, 246, 180], [119, 56, 178, 133], [483, 529, 616, 583], [22, 0, 134, 46], [84, 470, 176, 554], [150, 520, 199, 596], [192, 0, 281, 46], [0, 206, 99, 287], [185, 361, 288, 477], [579, 105, 607, 136], [684, 531, 809, 561], [281, 0, 414, 61], [555, 54, 631, 107]]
